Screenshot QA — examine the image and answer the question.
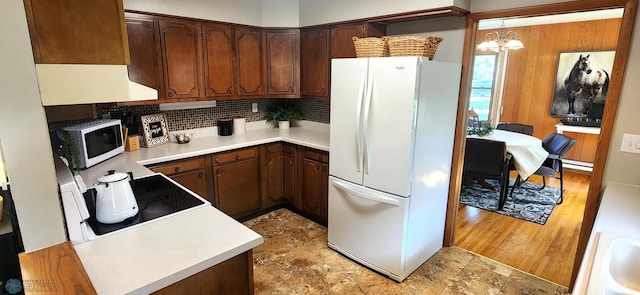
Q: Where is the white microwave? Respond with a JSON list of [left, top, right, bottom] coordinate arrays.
[[63, 119, 125, 168]]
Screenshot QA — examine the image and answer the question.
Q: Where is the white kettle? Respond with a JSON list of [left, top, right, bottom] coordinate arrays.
[[94, 170, 139, 224]]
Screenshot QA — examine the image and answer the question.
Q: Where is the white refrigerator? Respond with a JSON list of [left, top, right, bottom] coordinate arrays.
[[328, 56, 461, 281]]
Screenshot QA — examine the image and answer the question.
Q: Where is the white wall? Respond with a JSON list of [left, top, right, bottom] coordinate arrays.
[[299, 0, 469, 27], [386, 17, 466, 63], [472, 0, 640, 186], [124, 0, 264, 26], [263, 0, 299, 27], [124, 0, 300, 27], [604, 7, 640, 185], [1, 0, 66, 252]]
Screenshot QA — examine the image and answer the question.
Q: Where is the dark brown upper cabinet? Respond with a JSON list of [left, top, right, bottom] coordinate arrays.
[[235, 28, 265, 98], [201, 23, 237, 97], [158, 19, 202, 100], [25, 0, 130, 64], [301, 28, 330, 99], [264, 29, 300, 98]]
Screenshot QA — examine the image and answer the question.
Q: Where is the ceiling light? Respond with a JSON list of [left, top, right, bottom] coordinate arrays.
[[477, 22, 524, 52]]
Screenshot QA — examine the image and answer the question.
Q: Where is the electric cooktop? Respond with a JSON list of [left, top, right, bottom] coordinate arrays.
[[83, 174, 206, 235]]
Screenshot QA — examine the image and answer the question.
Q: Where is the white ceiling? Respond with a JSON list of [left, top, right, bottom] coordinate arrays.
[[479, 8, 624, 29]]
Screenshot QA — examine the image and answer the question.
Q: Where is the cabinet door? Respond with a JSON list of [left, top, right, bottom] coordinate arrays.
[[125, 17, 162, 92], [301, 158, 328, 223], [25, 0, 129, 64], [263, 144, 285, 208], [169, 169, 209, 202], [235, 28, 264, 97], [202, 23, 236, 98], [330, 24, 364, 58], [158, 19, 202, 99], [282, 145, 297, 205], [265, 30, 300, 97], [214, 158, 262, 219], [301, 28, 330, 99]]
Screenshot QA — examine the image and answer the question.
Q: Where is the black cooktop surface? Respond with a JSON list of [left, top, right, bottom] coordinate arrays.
[[84, 174, 205, 235]]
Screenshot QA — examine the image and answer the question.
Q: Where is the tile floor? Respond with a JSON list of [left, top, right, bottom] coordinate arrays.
[[243, 208, 570, 295]]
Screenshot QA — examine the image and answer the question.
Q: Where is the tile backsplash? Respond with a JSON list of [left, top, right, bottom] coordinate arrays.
[[99, 98, 329, 133]]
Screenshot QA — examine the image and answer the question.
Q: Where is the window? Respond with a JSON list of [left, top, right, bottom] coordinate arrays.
[[469, 54, 498, 121]]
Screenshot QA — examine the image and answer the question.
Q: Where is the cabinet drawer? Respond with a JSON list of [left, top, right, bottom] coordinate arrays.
[[213, 147, 258, 165], [303, 150, 328, 163], [150, 157, 205, 175]]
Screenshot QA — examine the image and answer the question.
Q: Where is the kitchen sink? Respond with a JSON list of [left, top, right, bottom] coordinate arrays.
[[587, 233, 640, 295], [604, 238, 640, 294]]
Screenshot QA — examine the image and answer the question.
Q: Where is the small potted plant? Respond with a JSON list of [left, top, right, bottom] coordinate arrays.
[[266, 103, 303, 129]]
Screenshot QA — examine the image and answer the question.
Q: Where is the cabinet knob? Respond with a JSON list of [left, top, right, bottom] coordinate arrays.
[[235, 154, 240, 160], [198, 172, 204, 178], [168, 92, 174, 97], [228, 89, 233, 94], [174, 167, 180, 173]]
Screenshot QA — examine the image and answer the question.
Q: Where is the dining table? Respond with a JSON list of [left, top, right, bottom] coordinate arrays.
[[470, 129, 549, 180]]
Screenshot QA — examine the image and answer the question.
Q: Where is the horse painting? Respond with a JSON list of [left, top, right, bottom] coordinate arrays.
[[551, 52, 614, 117]]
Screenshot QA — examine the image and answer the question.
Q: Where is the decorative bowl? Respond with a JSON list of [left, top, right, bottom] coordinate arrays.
[[172, 133, 194, 144]]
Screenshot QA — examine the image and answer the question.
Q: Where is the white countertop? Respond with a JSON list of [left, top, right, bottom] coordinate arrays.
[[75, 206, 263, 295], [78, 121, 330, 185], [573, 182, 640, 294], [71, 121, 329, 294]]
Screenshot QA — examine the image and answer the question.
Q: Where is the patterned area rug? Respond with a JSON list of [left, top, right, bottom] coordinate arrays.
[[460, 179, 561, 225]]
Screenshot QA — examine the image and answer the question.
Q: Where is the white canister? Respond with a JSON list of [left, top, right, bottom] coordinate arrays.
[[233, 117, 246, 134]]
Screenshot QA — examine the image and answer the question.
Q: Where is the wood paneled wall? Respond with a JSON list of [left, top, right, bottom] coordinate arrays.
[[479, 18, 621, 163]]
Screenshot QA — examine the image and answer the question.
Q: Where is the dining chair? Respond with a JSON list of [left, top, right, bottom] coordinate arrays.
[[496, 122, 534, 136], [534, 133, 577, 204], [509, 133, 576, 204], [463, 138, 513, 210]]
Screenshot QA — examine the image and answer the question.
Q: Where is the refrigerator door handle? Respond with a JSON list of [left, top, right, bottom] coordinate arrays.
[[355, 74, 366, 172], [332, 177, 399, 207], [362, 73, 374, 174]]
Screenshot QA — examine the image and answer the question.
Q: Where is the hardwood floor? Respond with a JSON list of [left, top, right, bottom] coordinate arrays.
[[454, 170, 590, 287]]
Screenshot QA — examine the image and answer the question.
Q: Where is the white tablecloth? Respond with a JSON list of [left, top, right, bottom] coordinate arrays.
[[472, 130, 549, 179]]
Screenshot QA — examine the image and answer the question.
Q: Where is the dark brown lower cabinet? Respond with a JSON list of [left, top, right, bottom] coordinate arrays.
[[262, 143, 297, 208], [148, 156, 213, 203], [299, 148, 329, 224], [282, 145, 297, 205], [213, 148, 262, 219], [152, 250, 254, 295]]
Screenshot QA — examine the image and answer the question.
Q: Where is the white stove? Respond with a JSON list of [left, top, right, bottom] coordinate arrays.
[[55, 156, 210, 244]]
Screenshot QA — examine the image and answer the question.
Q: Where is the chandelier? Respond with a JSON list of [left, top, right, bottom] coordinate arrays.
[[476, 22, 524, 52]]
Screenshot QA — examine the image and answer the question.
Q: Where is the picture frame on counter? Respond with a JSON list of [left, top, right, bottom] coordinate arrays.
[[141, 113, 169, 148]]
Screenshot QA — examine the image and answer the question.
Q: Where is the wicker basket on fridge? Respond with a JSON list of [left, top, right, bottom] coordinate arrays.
[[387, 36, 443, 60], [352, 36, 390, 58]]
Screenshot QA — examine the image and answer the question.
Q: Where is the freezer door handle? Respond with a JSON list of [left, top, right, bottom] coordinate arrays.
[[362, 73, 374, 175], [355, 74, 366, 172], [332, 178, 399, 207]]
